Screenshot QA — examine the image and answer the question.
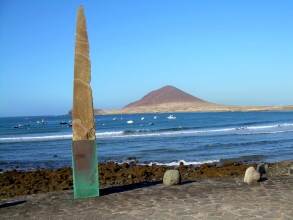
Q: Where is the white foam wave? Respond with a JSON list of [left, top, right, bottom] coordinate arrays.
[[1, 122, 293, 143], [0, 131, 124, 143], [146, 159, 219, 166], [95, 131, 124, 137], [246, 123, 293, 130], [0, 134, 72, 143], [251, 130, 293, 135]]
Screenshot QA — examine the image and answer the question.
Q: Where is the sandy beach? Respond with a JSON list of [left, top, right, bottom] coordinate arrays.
[[0, 161, 292, 219]]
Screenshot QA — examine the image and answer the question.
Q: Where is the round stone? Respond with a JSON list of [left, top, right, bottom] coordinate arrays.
[[244, 166, 260, 185], [163, 170, 180, 186]]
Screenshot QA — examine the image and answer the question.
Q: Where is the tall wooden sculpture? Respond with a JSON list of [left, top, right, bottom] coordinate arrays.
[[72, 6, 99, 199]]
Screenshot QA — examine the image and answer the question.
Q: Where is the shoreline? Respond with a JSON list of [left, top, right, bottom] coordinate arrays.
[[94, 105, 293, 115], [1, 160, 292, 200], [4, 109, 293, 119]]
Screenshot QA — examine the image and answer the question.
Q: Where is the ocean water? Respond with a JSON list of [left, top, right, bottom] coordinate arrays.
[[0, 112, 293, 171]]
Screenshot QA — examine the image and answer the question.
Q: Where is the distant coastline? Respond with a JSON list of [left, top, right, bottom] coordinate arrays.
[[94, 104, 293, 115], [67, 104, 293, 116], [68, 85, 293, 115]]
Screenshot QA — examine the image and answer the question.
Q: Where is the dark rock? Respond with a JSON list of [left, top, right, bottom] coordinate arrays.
[[122, 163, 129, 169], [126, 157, 137, 161], [256, 163, 268, 181]]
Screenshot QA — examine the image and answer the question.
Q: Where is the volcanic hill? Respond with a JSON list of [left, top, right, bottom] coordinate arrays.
[[88, 85, 293, 115], [125, 85, 210, 108], [116, 85, 222, 113]]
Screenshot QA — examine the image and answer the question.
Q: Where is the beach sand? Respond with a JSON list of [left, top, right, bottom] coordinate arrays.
[[0, 161, 292, 219]]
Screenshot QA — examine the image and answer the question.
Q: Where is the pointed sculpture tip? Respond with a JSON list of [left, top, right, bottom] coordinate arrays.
[[77, 5, 85, 16], [76, 5, 86, 30]]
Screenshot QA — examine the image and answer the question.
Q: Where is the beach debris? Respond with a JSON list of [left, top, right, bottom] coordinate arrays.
[[148, 122, 154, 126], [127, 120, 134, 124], [141, 117, 144, 120], [256, 163, 268, 181], [244, 167, 260, 184], [167, 114, 176, 120], [153, 116, 157, 119], [112, 117, 117, 121], [163, 170, 181, 186], [71, 6, 99, 199]]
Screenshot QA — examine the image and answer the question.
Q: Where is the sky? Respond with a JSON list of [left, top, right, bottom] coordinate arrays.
[[0, 0, 293, 117]]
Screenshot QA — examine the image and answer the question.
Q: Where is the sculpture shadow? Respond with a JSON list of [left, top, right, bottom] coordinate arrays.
[[100, 180, 194, 196], [0, 200, 26, 209], [100, 181, 160, 196]]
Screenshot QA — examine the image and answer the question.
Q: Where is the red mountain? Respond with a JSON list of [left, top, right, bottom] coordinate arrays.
[[124, 85, 209, 108]]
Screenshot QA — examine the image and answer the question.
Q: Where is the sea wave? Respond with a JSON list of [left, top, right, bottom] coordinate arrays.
[[1, 122, 293, 143], [0, 131, 123, 143], [145, 159, 219, 166], [0, 134, 72, 143], [246, 123, 293, 130]]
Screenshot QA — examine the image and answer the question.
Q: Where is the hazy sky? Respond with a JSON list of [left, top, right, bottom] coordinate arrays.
[[1, 0, 293, 117]]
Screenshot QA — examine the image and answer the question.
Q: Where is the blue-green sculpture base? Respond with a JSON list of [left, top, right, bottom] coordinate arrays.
[[72, 140, 99, 199]]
